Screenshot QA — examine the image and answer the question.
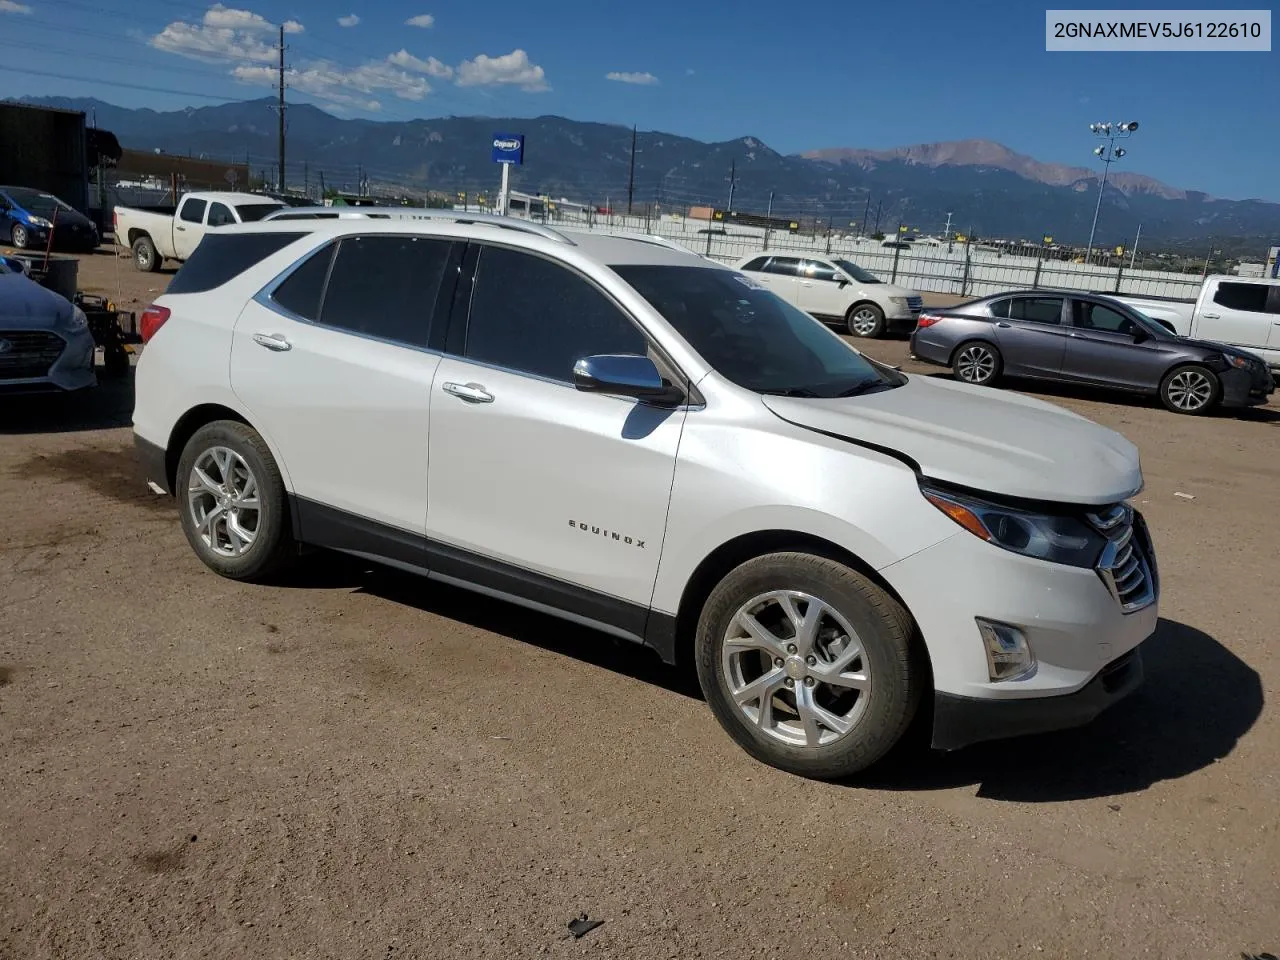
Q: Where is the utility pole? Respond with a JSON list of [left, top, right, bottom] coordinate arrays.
[[861, 194, 871, 236], [303, 160, 309, 198], [276, 24, 286, 194], [726, 159, 737, 214], [943, 211, 953, 240], [763, 190, 774, 250], [627, 125, 636, 216], [1130, 223, 1142, 269], [873, 199, 883, 235]]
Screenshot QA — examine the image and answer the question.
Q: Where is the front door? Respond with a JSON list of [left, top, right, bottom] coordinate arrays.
[[425, 244, 686, 634], [989, 295, 1070, 378], [797, 258, 846, 319], [230, 233, 460, 542], [1059, 298, 1168, 390], [1200, 279, 1273, 352]]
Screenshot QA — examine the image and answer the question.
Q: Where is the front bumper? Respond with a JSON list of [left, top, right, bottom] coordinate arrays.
[[1220, 365, 1275, 408], [932, 647, 1144, 750], [0, 327, 96, 393], [881, 526, 1159, 750]]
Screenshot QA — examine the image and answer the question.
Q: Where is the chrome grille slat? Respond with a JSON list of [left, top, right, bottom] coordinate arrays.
[[1091, 502, 1155, 613], [0, 330, 64, 380]]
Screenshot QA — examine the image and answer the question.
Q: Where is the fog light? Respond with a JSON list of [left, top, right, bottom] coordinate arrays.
[[976, 618, 1035, 681]]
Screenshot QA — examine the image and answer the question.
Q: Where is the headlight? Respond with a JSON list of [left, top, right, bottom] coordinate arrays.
[[1222, 354, 1253, 370], [66, 307, 88, 333], [921, 484, 1105, 567], [889, 296, 908, 307], [27, 216, 53, 228]]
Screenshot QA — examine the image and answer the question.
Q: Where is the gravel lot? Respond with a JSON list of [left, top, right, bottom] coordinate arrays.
[[2, 247, 1278, 960]]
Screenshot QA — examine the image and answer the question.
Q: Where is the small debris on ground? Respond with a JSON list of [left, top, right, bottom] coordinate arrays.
[[1174, 491, 1196, 500], [568, 914, 605, 939]]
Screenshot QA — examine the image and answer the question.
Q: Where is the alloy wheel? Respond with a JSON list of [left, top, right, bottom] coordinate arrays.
[[956, 345, 996, 383], [721, 590, 871, 748], [1166, 369, 1214, 411], [851, 308, 880, 336], [187, 446, 261, 558]]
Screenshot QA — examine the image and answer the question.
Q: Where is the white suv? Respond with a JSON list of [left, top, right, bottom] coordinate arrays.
[[734, 253, 923, 339], [133, 212, 1159, 780]]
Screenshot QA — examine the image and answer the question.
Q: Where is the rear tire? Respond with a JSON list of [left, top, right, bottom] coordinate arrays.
[[132, 235, 160, 273], [9, 223, 29, 249], [694, 552, 923, 781], [176, 421, 296, 582], [952, 340, 1003, 386], [1159, 364, 1219, 415], [845, 302, 886, 338]]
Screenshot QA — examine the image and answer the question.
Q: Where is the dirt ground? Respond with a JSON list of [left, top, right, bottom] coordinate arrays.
[[1, 247, 1278, 960]]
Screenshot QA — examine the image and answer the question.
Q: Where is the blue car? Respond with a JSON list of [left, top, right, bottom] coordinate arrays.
[[0, 255, 96, 393], [0, 185, 100, 253]]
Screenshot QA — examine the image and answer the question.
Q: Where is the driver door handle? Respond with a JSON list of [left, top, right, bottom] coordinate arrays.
[[1201, 313, 1220, 319], [252, 332, 292, 351], [442, 381, 494, 404], [996, 322, 1011, 328]]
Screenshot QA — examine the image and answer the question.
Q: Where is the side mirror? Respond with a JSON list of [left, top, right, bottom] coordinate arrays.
[[573, 354, 684, 406], [1131, 327, 1150, 343], [836, 275, 850, 288]]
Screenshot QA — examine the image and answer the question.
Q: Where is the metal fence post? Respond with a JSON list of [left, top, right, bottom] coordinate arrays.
[[891, 244, 902, 283], [1032, 248, 1043, 289], [1114, 262, 1124, 293], [960, 241, 971, 297]]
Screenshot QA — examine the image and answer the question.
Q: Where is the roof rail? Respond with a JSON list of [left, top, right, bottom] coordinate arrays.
[[260, 205, 576, 244]]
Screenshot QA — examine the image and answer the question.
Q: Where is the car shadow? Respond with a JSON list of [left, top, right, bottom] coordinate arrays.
[[859, 618, 1262, 801], [0, 364, 135, 435], [278, 555, 1258, 799]]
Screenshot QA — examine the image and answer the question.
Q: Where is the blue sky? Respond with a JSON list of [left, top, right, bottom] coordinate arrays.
[[1, 0, 1277, 200]]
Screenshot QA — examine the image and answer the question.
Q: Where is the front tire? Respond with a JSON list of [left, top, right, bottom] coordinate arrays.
[[845, 302, 886, 338], [952, 340, 1003, 386], [1160, 364, 1219, 414], [176, 421, 296, 582], [694, 552, 923, 780], [10, 223, 29, 249], [132, 235, 160, 272]]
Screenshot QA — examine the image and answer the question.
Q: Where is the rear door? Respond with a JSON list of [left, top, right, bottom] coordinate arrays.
[[988, 295, 1070, 377], [1059, 298, 1169, 391], [1266, 286, 1280, 356], [1198, 279, 1272, 351], [758, 256, 801, 307], [173, 197, 207, 259], [230, 233, 461, 545]]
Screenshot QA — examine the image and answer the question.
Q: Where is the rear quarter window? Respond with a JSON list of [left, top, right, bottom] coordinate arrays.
[[166, 232, 305, 295]]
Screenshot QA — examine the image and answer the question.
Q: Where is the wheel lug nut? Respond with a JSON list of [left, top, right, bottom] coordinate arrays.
[[786, 644, 797, 654], [805, 655, 816, 666], [784, 678, 795, 688], [774, 658, 784, 668], [804, 677, 816, 688]]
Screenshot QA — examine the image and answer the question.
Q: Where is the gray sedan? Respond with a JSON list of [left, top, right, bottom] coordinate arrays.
[[909, 290, 1275, 414]]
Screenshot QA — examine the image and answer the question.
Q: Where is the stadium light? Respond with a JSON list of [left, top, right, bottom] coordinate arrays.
[[1084, 120, 1140, 267]]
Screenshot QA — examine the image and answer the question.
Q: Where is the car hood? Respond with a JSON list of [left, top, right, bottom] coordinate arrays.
[[1171, 334, 1267, 362], [761, 375, 1142, 505], [0, 273, 74, 329], [16, 207, 94, 228], [868, 283, 914, 299]]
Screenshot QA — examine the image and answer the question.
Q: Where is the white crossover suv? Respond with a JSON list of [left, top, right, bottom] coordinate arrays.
[[734, 253, 923, 338], [133, 212, 1158, 780]]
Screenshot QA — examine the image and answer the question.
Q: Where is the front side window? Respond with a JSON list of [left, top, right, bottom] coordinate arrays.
[[179, 198, 207, 224], [801, 259, 839, 283], [832, 260, 882, 284], [740, 256, 770, 272], [207, 202, 235, 227], [614, 264, 901, 398], [1213, 282, 1269, 313], [765, 257, 800, 277], [464, 246, 647, 382], [1073, 300, 1135, 334], [317, 235, 454, 348]]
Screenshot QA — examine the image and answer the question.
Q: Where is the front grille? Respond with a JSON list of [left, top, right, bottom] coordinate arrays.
[[0, 330, 65, 380], [906, 295, 924, 313], [1087, 504, 1156, 613]]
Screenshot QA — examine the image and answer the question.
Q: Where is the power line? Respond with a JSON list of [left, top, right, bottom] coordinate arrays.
[[0, 64, 267, 103]]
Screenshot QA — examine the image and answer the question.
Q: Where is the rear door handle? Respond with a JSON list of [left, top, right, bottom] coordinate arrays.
[[252, 332, 292, 352], [442, 381, 494, 403], [1201, 313, 1220, 319], [175, 225, 186, 231]]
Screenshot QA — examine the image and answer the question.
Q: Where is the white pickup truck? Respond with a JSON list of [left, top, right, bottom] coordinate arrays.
[[113, 192, 284, 272], [1116, 275, 1280, 372]]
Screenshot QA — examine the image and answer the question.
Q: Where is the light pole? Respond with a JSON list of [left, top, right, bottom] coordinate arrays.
[[1084, 120, 1138, 267]]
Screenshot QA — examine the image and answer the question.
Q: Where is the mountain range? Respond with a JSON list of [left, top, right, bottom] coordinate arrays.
[[16, 95, 1280, 251]]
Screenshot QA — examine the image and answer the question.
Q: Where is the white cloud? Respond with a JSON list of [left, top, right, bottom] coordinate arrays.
[[456, 49, 548, 91], [202, 3, 272, 31], [234, 56, 432, 109], [405, 13, 434, 27], [387, 49, 452, 78], [283, 19, 303, 33], [152, 20, 277, 62], [337, 13, 359, 27], [0, 0, 33, 11], [606, 71, 658, 85]]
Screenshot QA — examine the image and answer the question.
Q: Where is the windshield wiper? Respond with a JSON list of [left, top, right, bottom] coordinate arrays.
[[833, 380, 890, 398], [759, 387, 823, 398]]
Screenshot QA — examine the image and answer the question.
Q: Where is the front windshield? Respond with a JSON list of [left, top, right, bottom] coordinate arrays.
[[833, 260, 883, 284], [613, 264, 903, 398], [4, 188, 73, 218], [236, 203, 285, 222]]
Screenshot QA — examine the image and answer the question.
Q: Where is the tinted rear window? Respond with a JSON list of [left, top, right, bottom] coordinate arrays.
[[166, 232, 304, 295]]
